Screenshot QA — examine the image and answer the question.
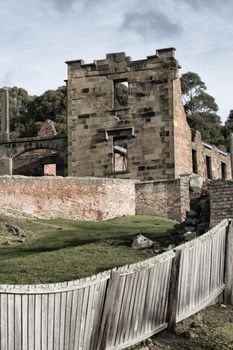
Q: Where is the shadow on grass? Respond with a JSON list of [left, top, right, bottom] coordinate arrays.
[[0, 219, 174, 260]]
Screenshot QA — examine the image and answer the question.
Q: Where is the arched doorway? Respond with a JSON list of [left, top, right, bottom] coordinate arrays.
[[13, 148, 67, 176]]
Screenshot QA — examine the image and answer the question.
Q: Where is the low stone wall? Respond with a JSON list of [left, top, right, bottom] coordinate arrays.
[[0, 176, 136, 220], [135, 176, 190, 222], [209, 180, 233, 227]]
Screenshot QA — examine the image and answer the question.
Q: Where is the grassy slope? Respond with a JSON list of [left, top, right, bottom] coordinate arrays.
[[0, 215, 175, 285]]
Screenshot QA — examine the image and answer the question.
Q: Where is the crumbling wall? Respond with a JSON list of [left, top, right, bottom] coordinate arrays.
[[0, 176, 136, 220], [66, 48, 192, 181], [192, 131, 231, 180], [135, 176, 190, 222]]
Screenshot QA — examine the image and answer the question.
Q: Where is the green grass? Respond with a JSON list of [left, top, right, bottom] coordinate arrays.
[[0, 215, 176, 285]]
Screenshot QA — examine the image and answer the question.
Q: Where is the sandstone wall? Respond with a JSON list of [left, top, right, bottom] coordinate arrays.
[[192, 131, 231, 180], [66, 48, 192, 181], [209, 180, 233, 227], [0, 176, 136, 220], [135, 176, 190, 222], [173, 77, 192, 176]]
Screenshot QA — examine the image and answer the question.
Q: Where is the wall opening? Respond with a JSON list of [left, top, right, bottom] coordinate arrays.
[[192, 149, 198, 174], [114, 80, 128, 108], [206, 156, 212, 179], [113, 137, 128, 172], [44, 163, 56, 176], [13, 149, 66, 176], [221, 162, 226, 180]]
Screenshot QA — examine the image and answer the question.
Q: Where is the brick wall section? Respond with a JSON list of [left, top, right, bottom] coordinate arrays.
[[0, 176, 137, 220], [66, 48, 192, 181], [209, 180, 233, 227], [135, 175, 190, 222]]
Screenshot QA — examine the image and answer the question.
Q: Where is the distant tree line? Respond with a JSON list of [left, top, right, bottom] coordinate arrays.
[[181, 71, 233, 151], [5, 75, 233, 152]]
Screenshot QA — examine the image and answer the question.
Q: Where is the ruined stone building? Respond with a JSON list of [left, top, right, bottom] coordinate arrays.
[[0, 48, 231, 181], [66, 48, 232, 181]]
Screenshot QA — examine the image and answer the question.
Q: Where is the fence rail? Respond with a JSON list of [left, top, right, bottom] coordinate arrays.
[[0, 219, 232, 350]]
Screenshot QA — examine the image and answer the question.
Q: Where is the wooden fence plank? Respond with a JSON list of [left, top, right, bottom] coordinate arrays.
[[89, 281, 108, 350], [7, 294, 14, 350], [28, 294, 35, 350], [59, 292, 67, 350], [47, 293, 55, 350], [34, 294, 41, 350], [22, 294, 28, 350], [1, 294, 8, 350], [73, 288, 84, 350], [41, 294, 48, 350], [53, 293, 61, 350], [224, 220, 233, 304], [64, 291, 72, 350], [97, 270, 121, 350], [69, 290, 78, 350], [166, 250, 181, 329]]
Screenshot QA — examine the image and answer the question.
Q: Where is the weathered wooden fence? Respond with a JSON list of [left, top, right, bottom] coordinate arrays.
[[0, 219, 232, 350]]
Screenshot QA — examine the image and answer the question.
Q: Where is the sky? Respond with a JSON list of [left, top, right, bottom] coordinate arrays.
[[0, 0, 233, 121]]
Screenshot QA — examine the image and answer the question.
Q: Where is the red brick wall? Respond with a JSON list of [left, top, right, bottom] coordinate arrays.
[[135, 176, 190, 222], [0, 177, 137, 220]]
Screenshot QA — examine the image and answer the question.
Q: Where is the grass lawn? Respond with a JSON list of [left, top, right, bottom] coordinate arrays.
[[0, 215, 176, 285]]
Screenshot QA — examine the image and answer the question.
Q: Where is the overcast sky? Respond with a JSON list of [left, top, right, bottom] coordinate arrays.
[[0, 0, 232, 121]]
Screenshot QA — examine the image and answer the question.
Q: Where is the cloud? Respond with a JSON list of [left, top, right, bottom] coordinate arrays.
[[51, 0, 76, 12], [122, 9, 182, 38], [180, 0, 231, 10], [122, 11, 182, 37]]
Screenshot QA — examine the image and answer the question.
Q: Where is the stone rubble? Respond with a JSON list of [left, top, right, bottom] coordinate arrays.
[[131, 234, 153, 250]]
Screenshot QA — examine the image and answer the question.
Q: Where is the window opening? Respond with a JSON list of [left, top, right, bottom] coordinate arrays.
[[221, 162, 226, 180], [114, 80, 128, 108], [206, 156, 212, 179], [192, 149, 198, 174], [113, 137, 128, 172], [44, 163, 56, 176]]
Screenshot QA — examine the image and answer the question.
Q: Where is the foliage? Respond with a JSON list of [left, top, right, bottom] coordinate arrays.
[[6, 86, 66, 138], [28, 86, 67, 135], [0, 215, 175, 284], [115, 82, 128, 108], [181, 72, 225, 148], [8, 87, 35, 138]]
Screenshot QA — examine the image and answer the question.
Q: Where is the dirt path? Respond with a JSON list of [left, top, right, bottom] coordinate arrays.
[[136, 304, 233, 350]]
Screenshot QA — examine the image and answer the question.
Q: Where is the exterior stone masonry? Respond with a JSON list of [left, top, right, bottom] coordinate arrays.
[[66, 48, 192, 181], [136, 175, 190, 222], [192, 131, 231, 180]]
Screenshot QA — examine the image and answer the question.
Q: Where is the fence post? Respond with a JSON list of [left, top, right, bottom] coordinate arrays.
[[97, 270, 121, 350], [166, 250, 181, 330], [224, 220, 233, 304]]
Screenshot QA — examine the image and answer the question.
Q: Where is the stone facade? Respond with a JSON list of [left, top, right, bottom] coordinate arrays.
[[66, 48, 192, 180], [209, 180, 233, 227], [0, 176, 137, 220], [192, 131, 231, 180], [135, 175, 190, 222]]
